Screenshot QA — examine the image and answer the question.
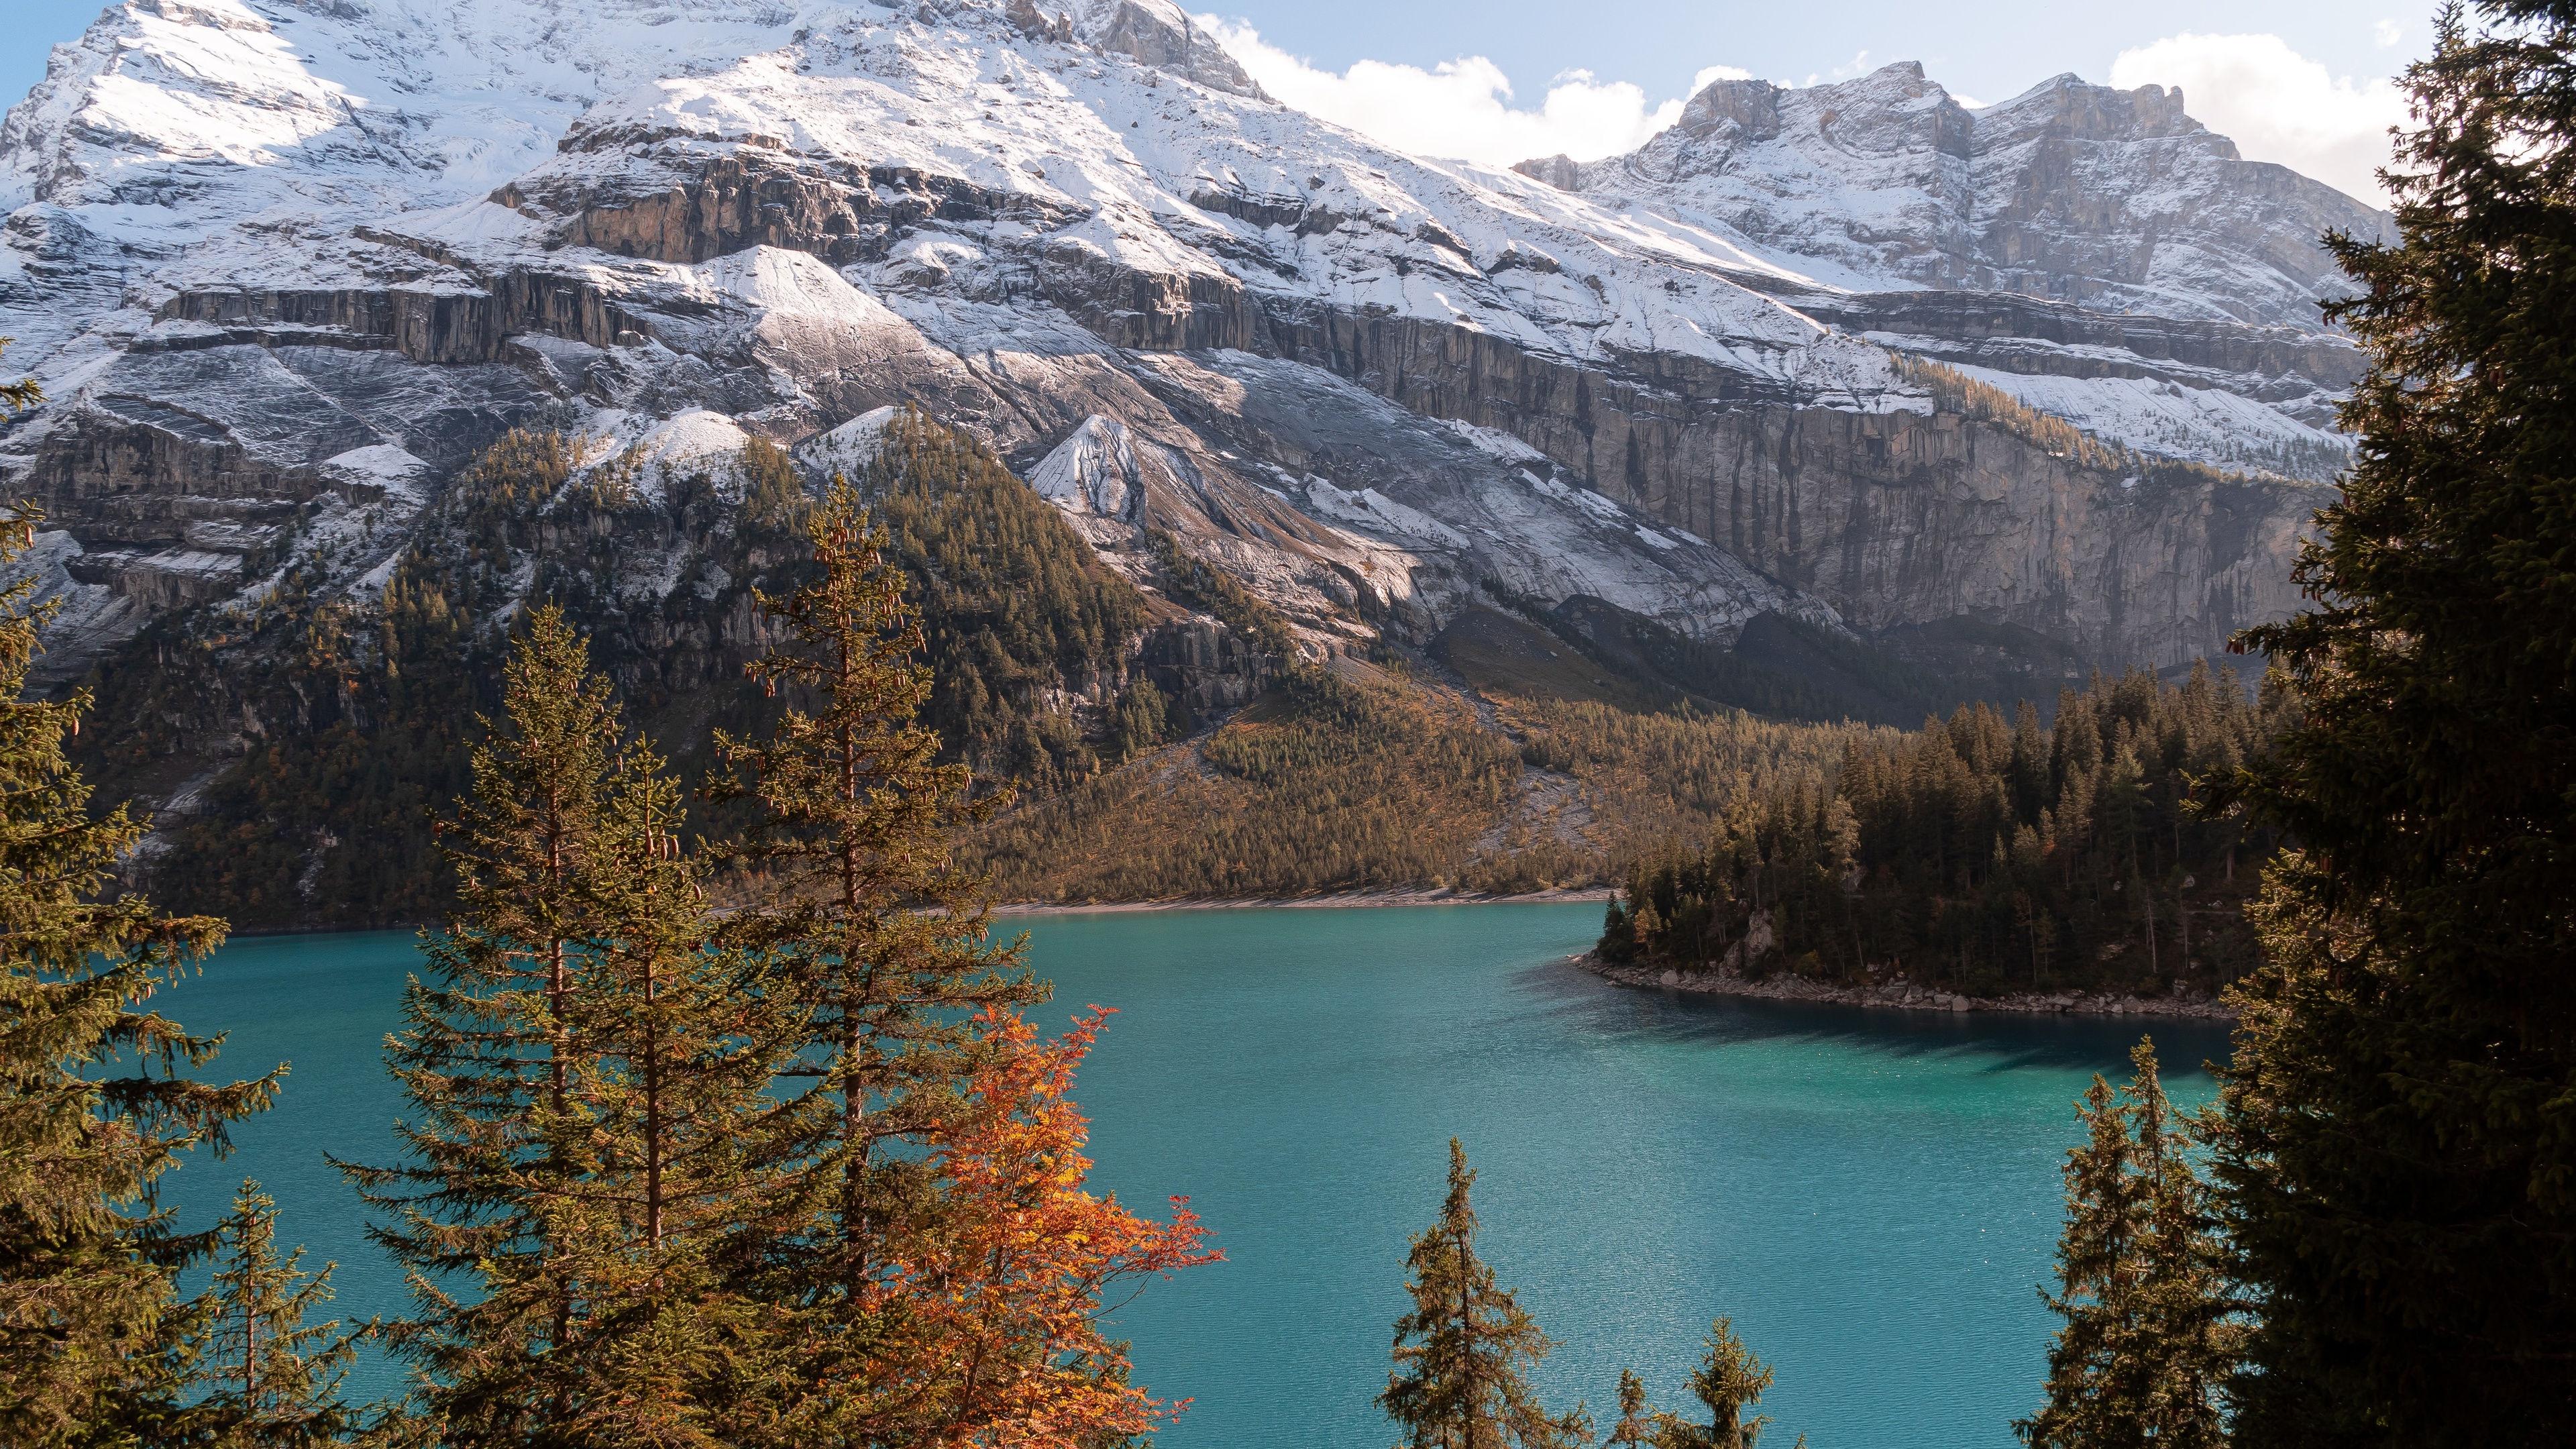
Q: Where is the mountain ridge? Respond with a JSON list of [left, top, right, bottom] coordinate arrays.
[[0, 0, 2373, 915]]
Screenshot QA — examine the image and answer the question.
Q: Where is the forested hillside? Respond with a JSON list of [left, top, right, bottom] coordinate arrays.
[[74, 412, 1170, 930], [68, 400, 2271, 966], [65, 400, 2015, 928]]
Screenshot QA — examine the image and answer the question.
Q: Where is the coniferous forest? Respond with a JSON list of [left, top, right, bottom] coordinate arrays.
[[1601, 665, 2286, 998], [4, 1, 2575, 1445]]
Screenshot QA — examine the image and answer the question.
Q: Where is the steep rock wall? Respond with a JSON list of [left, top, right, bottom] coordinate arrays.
[[1257, 301, 2320, 668]]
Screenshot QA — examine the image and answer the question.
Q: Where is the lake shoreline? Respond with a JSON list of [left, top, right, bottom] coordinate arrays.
[[1572, 950, 2239, 1021], [222, 888, 1614, 936], [990, 886, 1615, 916]]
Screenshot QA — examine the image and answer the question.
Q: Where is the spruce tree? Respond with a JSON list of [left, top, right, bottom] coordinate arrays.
[[539, 735, 807, 1446], [1381, 1139, 1590, 1449], [706, 472, 1038, 1306], [0, 496, 280, 1446], [343, 605, 804, 1444], [2019, 1040, 2231, 1449], [187, 1183, 367, 1447], [1650, 1321, 1778, 1449], [2207, 3, 2576, 1442], [1608, 1370, 1654, 1449]]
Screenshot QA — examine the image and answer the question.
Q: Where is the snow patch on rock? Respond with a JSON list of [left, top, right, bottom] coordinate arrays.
[[1028, 415, 1146, 521], [798, 405, 901, 482]]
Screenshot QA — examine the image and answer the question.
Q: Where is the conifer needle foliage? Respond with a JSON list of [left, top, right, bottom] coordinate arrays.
[[335, 541, 1215, 1444], [842, 1006, 1216, 1446], [1607, 666, 2279, 997], [1383, 1140, 1590, 1449], [859, 409, 1161, 788], [1, 339, 36, 410], [706, 464, 1224, 1444], [708, 468, 1041, 1290], [2019, 1040, 2233, 1449], [2205, 2, 2576, 1441], [347, 606, 807, 1442], [1608, 1369, 1656, 1449], [0, 490, 284, 1446], [188, 1182, 369, 1447], [1648, 1320, 1796, 1449]]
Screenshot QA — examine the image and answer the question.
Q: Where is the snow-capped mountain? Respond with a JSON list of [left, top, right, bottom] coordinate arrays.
[[1515, 61, 2383, 481], [0, 0, 2369, 686]]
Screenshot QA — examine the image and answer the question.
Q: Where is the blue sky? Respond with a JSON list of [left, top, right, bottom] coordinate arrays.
[[1203, 0, 2420, 113], [3, 1, 2428, 201]]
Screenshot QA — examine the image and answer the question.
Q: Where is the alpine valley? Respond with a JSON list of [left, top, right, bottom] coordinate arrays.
[[0, 0, 2383, 926]]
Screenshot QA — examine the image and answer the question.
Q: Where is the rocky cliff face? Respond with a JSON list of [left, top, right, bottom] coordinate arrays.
[[1518, 62, 2382, 482], [0, 0, 2358, 707]]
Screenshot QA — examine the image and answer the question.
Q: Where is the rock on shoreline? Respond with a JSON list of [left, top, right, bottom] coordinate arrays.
[[1572, 951, 2237, 1021]]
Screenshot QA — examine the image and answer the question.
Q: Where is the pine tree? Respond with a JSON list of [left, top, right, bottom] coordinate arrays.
[[2019, 1040, 2231, 1449], [1650, 1321, 1779, 1449], [1381, 1139, 1590, 1449], [344, 606, 686, 1441], [187, 1182, 368, 1447], [0, 494, 280, 1446], [706, 472, 1038, 1309], [838, 1006, 1214, 1446], [539, 735, 809, 1448], [2205, 3, 2576, 1443], [709, 467, 1226, 1444], [1607, 1370, 1654, 1449], [2020, 1072, 2141, 1449]]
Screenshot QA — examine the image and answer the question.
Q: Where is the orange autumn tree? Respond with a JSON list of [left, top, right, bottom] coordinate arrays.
[[709, 450, 1214, 1446], [856, 1006, 1216, 1448]]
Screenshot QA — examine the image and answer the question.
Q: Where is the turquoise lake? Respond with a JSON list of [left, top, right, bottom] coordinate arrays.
[[150, 904, 2229, 1448]]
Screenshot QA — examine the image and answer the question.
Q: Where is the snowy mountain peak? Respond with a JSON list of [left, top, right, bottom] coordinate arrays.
[[1066, 0, 1267, 99], [0, 1, 2365, 688], [1517, 58, 2378, 327]]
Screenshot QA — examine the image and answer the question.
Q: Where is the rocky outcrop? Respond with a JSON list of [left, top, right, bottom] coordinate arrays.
[[1132, 617, 1276, 718], [1788, 288, 2367, 392], [503, 144, 1083, 268], [1070, 0, 1268, 99], [156, 274, 654, 366], [1033, 245, 1259, 353]]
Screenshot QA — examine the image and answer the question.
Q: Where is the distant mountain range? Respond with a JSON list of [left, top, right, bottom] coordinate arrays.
[[0, 0, 2379, 916]]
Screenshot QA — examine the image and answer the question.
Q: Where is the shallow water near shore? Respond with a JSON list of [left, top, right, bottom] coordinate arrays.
[[158, 906, 2228, 1448]]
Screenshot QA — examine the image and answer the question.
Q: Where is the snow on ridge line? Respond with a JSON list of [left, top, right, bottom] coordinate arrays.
[[6, 0, 1868, 396], [797, 406, 902, 483]]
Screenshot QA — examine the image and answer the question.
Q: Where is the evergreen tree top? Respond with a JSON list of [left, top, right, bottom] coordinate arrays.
[[1383, 1139, 1589, 1449], [0, 477, 280, 1443]]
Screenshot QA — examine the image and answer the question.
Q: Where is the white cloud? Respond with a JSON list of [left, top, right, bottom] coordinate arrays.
[[2373, 19, 2404, 48], [2110, 32, 2407, 205], [1203, 17, 1748, 166]]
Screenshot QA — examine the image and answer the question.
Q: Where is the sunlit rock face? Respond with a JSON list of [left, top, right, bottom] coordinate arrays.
[[0, 2, 2369, 684]]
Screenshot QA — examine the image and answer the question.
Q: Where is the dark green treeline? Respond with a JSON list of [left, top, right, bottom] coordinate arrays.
[[1603, 665, 2286, 997]]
